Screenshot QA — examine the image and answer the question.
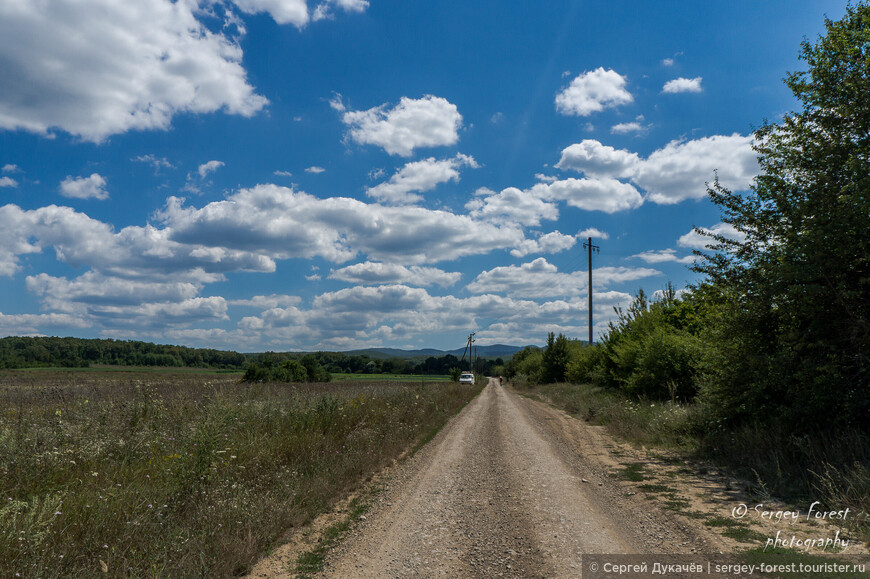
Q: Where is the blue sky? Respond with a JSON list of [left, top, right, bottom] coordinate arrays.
[[0, 0, 845, 352]]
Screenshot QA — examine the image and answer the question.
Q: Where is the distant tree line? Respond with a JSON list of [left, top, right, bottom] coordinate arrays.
[[0, 336, 247, 369], [0, 336, 506, 383], [241, 351, 505, 383]]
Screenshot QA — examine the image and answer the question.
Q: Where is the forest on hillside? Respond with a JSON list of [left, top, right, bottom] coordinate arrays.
[[0, 336, 504, 380], [0, 336, 248, 369]]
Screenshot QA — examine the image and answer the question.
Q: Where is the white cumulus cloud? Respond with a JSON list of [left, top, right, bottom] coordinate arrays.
[[577, 228, 609, 240], [611, 122, 646, 135], [466, 187, 559, 226], [341, 95, 463, 156], [0, 311, 89, 336], [0, 203, 275, 280], [198, 160, 225, 179], [556, 140, 640, 178], [158, 184, 524, 265], [313, 0, 369, 21], [329, 262, 461, 287], [26, 272, 201, 311], [231, 0, 310, 26], [662, 77, 703, 94], [531, 178, 644, 213], [84, 297, 228, 330], [234, 282, 632, 350], [0, 177, 18, 188], [230, 294, 302, 309], [630, 249, 696, 265], [367, 154, 478, 204], [0, 0, 269, 142], [510, 231, 577, 258], [466, 258, 660, 299], [59, 174, 109, 200], [555, 68, 633, 117], [633, 134, 757, 203], [556, 134, 757, 204]]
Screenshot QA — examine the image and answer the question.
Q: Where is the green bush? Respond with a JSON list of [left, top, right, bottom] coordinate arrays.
[[513, 348, 543, 385], [242, 357, 329, 383], [540, 332, 571, 384], [614, 327, 701, 401], [565, 343, 602, 384]]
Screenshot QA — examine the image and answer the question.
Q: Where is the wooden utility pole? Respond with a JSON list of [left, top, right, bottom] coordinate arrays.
[[460, 331, 475, 371], [583, 237, 600, 344]]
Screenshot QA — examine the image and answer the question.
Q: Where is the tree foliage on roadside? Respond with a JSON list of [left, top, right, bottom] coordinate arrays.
[[692, 3, 870, 430], [503, 345, 544, 384], [541, 332, 571, 384], [595, 286, 702, 402]]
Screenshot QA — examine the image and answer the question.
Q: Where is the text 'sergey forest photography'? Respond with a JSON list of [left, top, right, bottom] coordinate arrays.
[[0, 1, 868, 577]]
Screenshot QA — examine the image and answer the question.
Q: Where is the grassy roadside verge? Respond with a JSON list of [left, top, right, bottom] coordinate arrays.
[[291, 379, 480, 578], [514, 381, 703, 452], [513, 381, 870, 557], [0, 371, 480, 578], [293, 384, 483, 579]]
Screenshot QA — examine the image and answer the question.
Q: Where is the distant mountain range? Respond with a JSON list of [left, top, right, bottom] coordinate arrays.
[[343, 344, 538, 360]]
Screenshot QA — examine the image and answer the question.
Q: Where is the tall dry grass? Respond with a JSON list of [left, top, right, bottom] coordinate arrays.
[[0, 371, 479, 577], [514, 381, 870, 544], [516, 381, 704, 451]]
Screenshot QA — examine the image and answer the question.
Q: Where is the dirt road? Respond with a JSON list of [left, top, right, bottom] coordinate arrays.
[[316, 378, 715, 577]]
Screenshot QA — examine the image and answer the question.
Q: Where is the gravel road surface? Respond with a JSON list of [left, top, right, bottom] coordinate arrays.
[[319, 378, 710, 578]]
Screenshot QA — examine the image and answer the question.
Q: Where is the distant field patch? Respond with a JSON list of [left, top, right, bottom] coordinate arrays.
[[331, 373, 450, 382]]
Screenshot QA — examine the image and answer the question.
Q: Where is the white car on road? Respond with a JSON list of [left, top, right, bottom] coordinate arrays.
[[459, 372, 475, 384]]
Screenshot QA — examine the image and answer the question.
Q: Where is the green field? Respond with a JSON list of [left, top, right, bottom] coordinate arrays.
[[0, 370, 480, 578], [9, 367, 448, 381], [330, 372, 451, 382], [12, 365, 244, 375]]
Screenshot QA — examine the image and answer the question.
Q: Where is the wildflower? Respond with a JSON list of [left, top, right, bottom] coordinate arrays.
[[103, 544, 108, 548], [148, 504, 153, 509], [54, 511, 62, 516]]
